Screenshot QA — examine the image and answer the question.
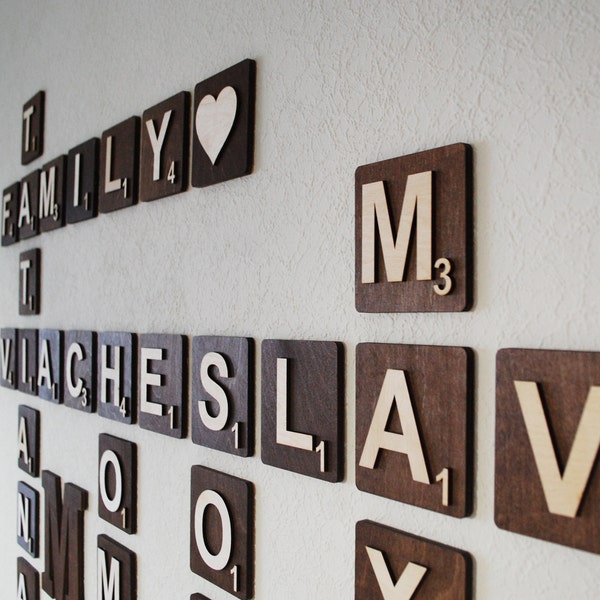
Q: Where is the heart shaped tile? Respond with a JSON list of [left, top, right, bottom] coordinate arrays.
[[195, 86, 237, 165]]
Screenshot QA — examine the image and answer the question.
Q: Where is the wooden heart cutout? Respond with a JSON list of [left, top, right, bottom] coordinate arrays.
[[195, 86, 237, 165]]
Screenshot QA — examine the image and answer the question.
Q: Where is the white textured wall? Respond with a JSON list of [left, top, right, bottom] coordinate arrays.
[[1, 1, 599, 598]]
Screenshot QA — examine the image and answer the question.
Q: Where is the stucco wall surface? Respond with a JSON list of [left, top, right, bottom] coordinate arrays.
[[0, 1, 599, 598]]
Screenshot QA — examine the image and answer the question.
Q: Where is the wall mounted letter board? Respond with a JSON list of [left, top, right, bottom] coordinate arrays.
[[192, 59, 256, 188], [356, 520, 472, 599], [190, 465, 254, 599], [2, 182, 20, 246], [18, 329, 38, 396], [97, 332, 136, 424], [192, 336, 255, 457], [355, 143, 472, 312], [138, 333, 187, 438], [99, 117, 140, 213], [17, 557, 39, 600], [37, 329, 63, 403], [18, 405, 40, 477], [38, 155, 66, 232], [97, 535, 136, 600], [22, 91, 44, 165], [261, 339, 344, 482], [356, 343, 473, 517], [63, 330, 96, 412], [1, 328, 17, 389], [495, 348, 600, 554], [98, 434, 137, 534], [19, 248, 41, 315], [140, 91, 190, 202], [18, 170, 40, 240], [17, 481, 39, 557], [66, 138, 100, 224]]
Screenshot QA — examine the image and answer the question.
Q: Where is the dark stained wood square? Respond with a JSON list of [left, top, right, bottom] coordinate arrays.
[[261, 339, 344, 482], [37, 329, 63, 403], [140, 91, 190, 202], [192, 336, 254, 457], [98, 434, 137, 534], [1, 328, 18, 389], [495, 348, 600, 554], [18, 170, 40, 240], [18, 329, 38, 396], [137, 333, 187, 438], [17, 481, 39, 557], [97, 332, 136, 425], [190, 465, 254, 600], [38, 155, 66, 232], [97, 535, 136, 600], [355, 343, 473, 517], [66, 138, 100, 224], [2, 182, 20, 246], [356, 520, 472, 599], [19, 248, 41, 315], [18, 405, 40, 477], [192, 59, 256, 188], [99, 116, 140, 213], [17, 557, 39, 600], [355, 143, 473, 312], [63, 330, 97, 413], [22, 91, 44, 165]]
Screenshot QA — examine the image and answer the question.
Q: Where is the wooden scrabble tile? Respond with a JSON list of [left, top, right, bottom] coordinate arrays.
[[192, 336, 254, 457], [138, 333, 187, 438], [17, 557, 39, 600], [355, 143, 473, 312], [190, 465, 254, 600], [22, 91, 44, 165], [496, 348, 600, 554], [97, 332, 136, 425], [356, 343, 473, 517], [140, 91, 190, 202], [99, 117, 140, 213], [38, 155, 67, 232], [17, 481, 39, 557], [98, 434, 137, 534], [2, 182, 20, 246], [63, 330, 97, 413], [18, 329, 38, 396], [19, 248, 41, 315], [37, 329, 62, 403], [18, 405, 40, 477], [18, 170, 40, 240], [261, 339, 344, 482], [356, 520, 472, 599], [192, 59, 256, 188], [1, 328, 18, 389], [97, 535, 136, 600], [66, 138, 100, 224]]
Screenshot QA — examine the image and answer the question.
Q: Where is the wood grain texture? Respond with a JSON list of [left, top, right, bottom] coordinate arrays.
[[18, 329, 38, 396], [261, 339, 344, 482], [17, 557, 39, 600], [192, 336, 255, 457], [38, 155, 67, 233], [98, 434, 137, 534], [356, 343, 473, 517], [356, 520, 472, 599], [17, 481, 39, 557], [495, 348, 600, 554], [41, 471, 88, 600], [97, 534, 137, 600], [190, 465, 254, 600], [37, 329, 62, 403], [66, 137, 100, 224], [140, 91, 190, 202], [192, 59, 256, 188], [2, 182, 20, 246], [21, 91, 44, 165], [19, 248, 41, 315], [97, 332, 137, 425], [18, 170, 40, 240], [1, 328, 18, 389], [63, 330, 97, 413], [137, 333, 187, 438], [99, 117, 140, 213], [355, 143, 473, 313], [18, 405, 40, 477]]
